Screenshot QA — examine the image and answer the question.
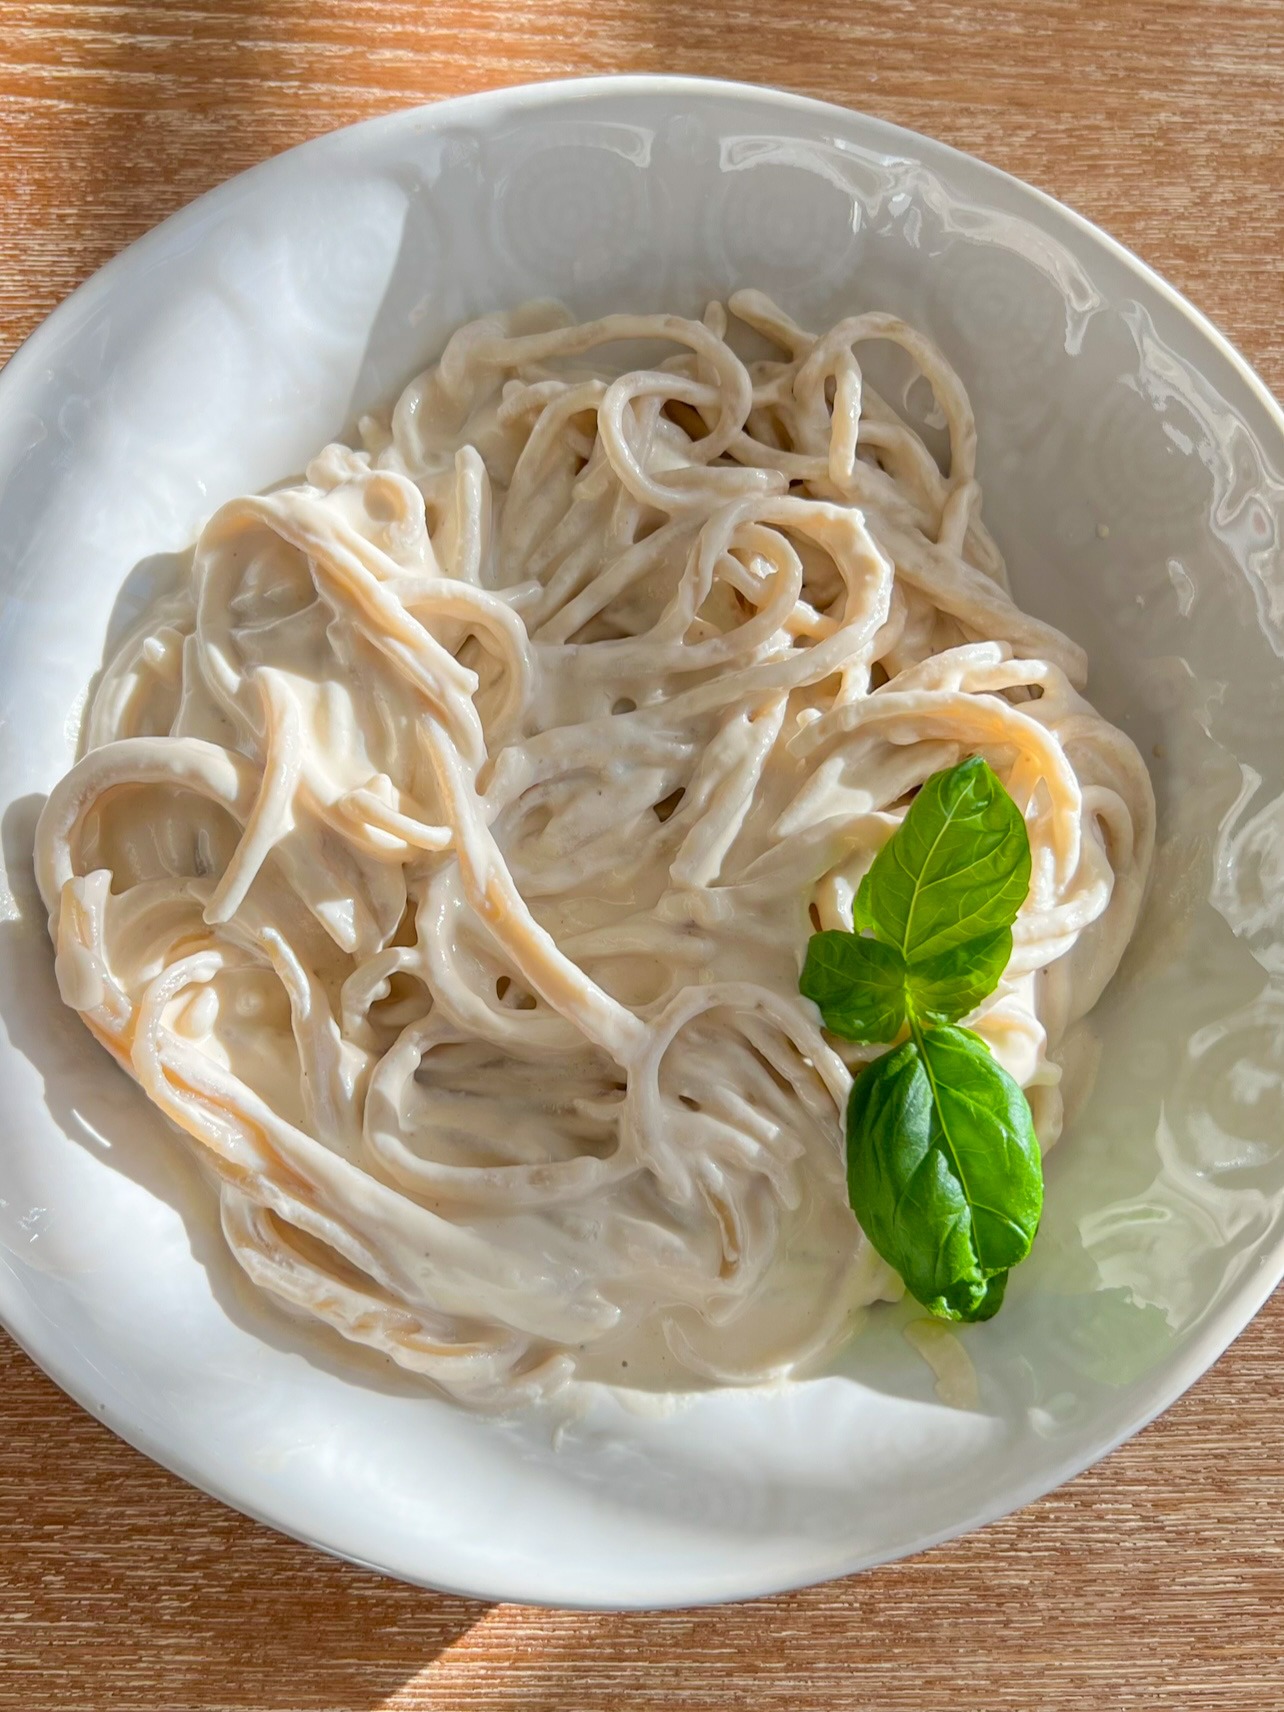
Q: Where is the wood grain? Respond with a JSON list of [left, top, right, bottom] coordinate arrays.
[[1, 3, 1282, 1707]]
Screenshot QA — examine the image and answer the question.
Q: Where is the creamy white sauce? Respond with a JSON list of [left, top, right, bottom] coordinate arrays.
[[34, 293, 1154, 1407]]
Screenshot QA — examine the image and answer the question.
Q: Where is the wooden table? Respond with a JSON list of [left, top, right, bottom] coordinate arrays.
[[2, 4, 1282, 1707]]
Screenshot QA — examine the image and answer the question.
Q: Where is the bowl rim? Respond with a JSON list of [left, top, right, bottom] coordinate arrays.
[[2, 71, 1282, 1610]]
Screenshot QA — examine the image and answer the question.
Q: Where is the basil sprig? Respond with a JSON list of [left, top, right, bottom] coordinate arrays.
[[800, 757, 1042, 1323]]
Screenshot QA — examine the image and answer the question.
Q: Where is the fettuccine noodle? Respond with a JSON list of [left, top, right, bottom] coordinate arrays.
[[34, 293, 1154, 1405]]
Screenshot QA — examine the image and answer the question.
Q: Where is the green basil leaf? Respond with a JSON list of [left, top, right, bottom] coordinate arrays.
[[854, 756, 1031, 961], [965, 1273, 1013, 1321], [904, 926, 1012, 1026], [800, 759, 1040, 1324], [800, 931, 906, 1043], [845, 1024, 1042, 1323]]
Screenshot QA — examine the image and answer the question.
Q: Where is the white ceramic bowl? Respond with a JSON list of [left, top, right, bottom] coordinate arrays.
[[2, 76, 1283, 1610]]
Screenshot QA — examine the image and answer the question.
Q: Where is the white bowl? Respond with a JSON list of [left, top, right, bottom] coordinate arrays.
[[2, 75, 1283, 1610]]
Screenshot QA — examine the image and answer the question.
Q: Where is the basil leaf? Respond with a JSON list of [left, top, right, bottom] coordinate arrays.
[[964, 1270, 1009, 1322], [798, 759, 1040, 1324], [800, 931, 906, 1043], [904, 926, 1012, 1026], [801, 921, 1009, 1040], [845, 1024, 1042, 1323], [854, 756, 1031, 961], [801, 922, 1008, 1039]]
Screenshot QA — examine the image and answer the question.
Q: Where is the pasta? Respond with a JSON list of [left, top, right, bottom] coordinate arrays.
[[34, 293, 1154, 1406]]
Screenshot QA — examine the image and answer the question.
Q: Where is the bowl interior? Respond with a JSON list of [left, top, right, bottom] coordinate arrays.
[[1, 77, 1283, 1607]]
